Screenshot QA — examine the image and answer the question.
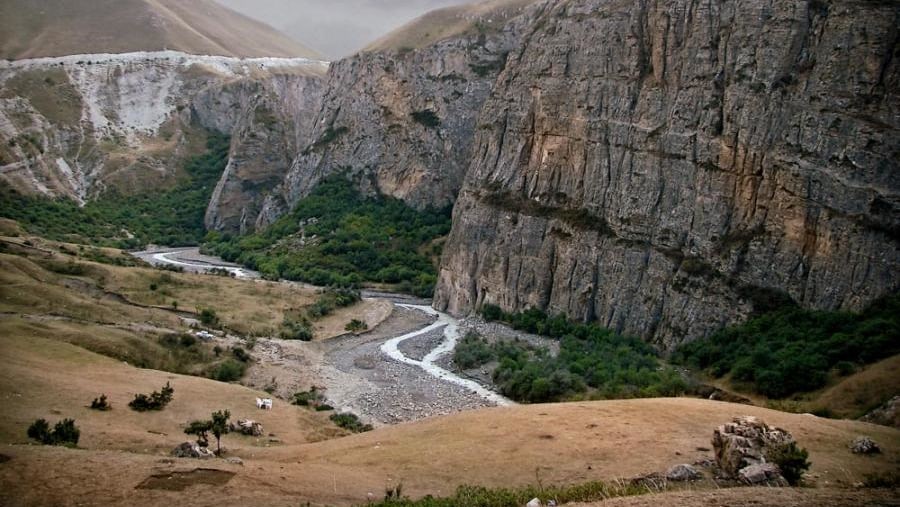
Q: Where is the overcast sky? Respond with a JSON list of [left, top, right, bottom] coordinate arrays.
[[215, 0, 472, 60]]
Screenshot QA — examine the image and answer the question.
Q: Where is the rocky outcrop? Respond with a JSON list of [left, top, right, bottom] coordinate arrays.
[[850, 436, 881, 454], [203, 74, 324, 234], [860, 396, 900, 428], [0, 51, 326, 206], [252, 12, 533, 230], [171, 441, 216, 459], [665, 463, 701, 482], [712, 416, 792, 480], [435, 0, 900, 348]]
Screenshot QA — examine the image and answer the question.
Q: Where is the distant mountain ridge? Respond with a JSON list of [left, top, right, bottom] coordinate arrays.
[[0, 0, 321, 60]]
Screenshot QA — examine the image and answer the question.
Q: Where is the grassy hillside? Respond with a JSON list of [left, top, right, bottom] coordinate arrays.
[[0, 133, 229, 248], [203, 173, 451, 296], [0, 0, 321, 59]]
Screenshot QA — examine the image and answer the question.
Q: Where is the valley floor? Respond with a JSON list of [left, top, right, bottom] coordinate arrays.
[[0, 236, 898, 506]]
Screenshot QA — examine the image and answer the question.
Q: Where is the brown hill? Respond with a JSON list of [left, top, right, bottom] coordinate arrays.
[[364, 0, 535, 53], [0, 0, 322, 60]]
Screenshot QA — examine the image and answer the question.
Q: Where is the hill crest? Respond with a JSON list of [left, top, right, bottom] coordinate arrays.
[[0, 0, 322, 60]]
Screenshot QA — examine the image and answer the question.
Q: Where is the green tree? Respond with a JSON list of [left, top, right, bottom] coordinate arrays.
[[210, 410, 231, 456]]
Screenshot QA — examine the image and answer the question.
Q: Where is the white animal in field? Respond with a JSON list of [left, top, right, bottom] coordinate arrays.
[[255, 398, 273, 410]]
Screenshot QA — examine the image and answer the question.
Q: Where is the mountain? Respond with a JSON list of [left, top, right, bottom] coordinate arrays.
[[434, 0, 900, 349], [204, 0, 899, 352], [205, 0, 540, 232], [0, 53, 326, 205], [0, 0, 321, 60], [363, 0, 535, 52]]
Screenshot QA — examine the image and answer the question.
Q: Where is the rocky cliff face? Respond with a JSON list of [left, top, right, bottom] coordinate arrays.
[[202, 73, 324, 234], [435, 0, 900, 349], [0, 51, 326, 205], [246, 16, 529, 231]]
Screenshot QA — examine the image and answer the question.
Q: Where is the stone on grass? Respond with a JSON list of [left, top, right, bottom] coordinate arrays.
[[666, 463, 701, 481], [171, 441, 215, 459], [850, 436, 881, 454]]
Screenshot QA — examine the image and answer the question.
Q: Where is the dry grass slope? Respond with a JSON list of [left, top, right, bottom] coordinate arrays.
[[0, 0, 321, 60], [0, 232, 897, 506], [364, 0, 536, 53]]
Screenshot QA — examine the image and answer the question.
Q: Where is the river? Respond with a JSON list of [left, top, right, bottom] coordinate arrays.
[[131, 247, 513, 421]]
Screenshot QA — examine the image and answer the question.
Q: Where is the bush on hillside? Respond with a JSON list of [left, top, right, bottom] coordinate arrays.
[[128, 382, 174, 411], [89, 394, 111, 411], [209, 359, 246, 382], [27, 418, 80, 447], [330, 412, 373, 433], [766, 442, 811, 485]]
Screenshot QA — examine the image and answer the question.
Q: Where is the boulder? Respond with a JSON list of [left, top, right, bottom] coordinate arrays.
[[525, 499, 541, 507], [230, 419, 264, 437], [860, 397, 899, 428], [666, 464, 701, 482], [171, 441, 215, 459], [850, 436, 881, 454], [712, 416, 793, 478], [225, 457, 244, 466], [738, 463, 788, 486]]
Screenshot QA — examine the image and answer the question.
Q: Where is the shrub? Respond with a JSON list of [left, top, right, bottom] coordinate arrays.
[[766, 442, 811, 485], [209, 359, 246, 382], [186, 410, 230, 455], [480, 303, 504, 321], [90, 394, 111, 411], [281, 318, 314, 341], [330, 412, 373, 433], [411, 110, 440, 128], [453, 332, 494, 369], [199, 308, 219, 327], [27, 418, 80, 447], [292, 387, 326, 407], [128, 382, 174, 411], [345, 319, 368, 332], [232, 347, 251, 363]]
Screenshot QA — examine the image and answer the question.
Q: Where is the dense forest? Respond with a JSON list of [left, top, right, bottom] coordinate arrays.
[[203, 173, 451, 296], [673, 295, 900, 398], [0, 133, 230, 248]]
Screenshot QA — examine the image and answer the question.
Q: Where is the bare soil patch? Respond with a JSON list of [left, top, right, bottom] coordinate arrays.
[[136, 468, 235, 491]]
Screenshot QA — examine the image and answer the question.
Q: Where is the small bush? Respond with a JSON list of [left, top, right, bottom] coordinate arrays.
[[453, 332, 494, 369], [90, 394, 111, 411], [232, 347, 251, 363], [345, 319, 368, 332], [292, 387, 326, 407], [199, 308, 219, 327], [209, 359, 246, 382], [411, 110, 440, 128], [128, 382, 174, 411], [330, 412, 373, 433], [281, 318, 314, 341], [27, 418, 80, 447], [766, 442, 811, 485], [862, 471, 900, 488]]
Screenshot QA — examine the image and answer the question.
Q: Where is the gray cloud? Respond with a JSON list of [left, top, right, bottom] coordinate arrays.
[[214, 0, 471, 60]]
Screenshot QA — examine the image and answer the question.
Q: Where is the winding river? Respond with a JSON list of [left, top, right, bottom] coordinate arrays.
[[132, 247, 513, 409]]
